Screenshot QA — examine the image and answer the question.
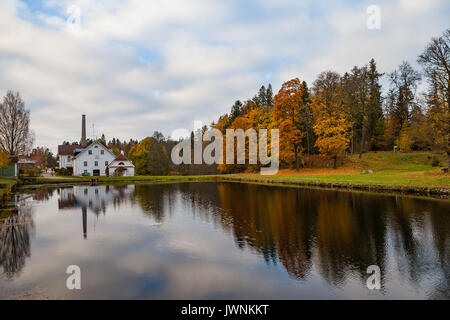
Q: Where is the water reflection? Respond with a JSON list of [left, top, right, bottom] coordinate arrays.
[[0, 203, 34, 278], [0, 182, 448, 299], [172, 183, 449, 297]]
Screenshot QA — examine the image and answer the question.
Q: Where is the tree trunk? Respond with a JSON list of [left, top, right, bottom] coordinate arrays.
[[294, 144, 299, 171], [359, 128, 366, 159], [447, 149, 450, 169], [333, 155, 337, 169]]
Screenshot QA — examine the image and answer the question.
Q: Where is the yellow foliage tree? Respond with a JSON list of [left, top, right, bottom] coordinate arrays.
[[0, 149, 9, 169], [312, 78, 350, 168]]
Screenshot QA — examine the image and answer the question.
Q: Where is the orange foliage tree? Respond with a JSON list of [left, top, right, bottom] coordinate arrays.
[[273, 78, 308, 170]]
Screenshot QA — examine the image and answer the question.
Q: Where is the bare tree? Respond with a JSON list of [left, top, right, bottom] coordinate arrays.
[[418, 29, 450, 167], [0, 91, 33, 155], [418, 28, 450, 107]]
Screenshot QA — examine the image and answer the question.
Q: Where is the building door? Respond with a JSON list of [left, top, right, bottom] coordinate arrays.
[[93, 169, 100, 176]]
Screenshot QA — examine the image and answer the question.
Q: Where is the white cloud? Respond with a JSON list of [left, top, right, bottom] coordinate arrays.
[[0, 0, 448, 152]]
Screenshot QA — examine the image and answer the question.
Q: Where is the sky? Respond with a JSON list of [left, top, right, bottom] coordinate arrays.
[[0, 0, 448, 153]]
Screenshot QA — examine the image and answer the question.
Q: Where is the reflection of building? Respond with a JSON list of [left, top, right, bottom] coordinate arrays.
[[58, 185, 135, 239], [59, 185, 135, 214]]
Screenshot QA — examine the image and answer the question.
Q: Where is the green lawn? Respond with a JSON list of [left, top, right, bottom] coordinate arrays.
[[13, 152, 450, 196], [227, 151, 449, 189], [21, 175, 218, 185], [227, 171, 449, 188], [0, 178, 17, 198]]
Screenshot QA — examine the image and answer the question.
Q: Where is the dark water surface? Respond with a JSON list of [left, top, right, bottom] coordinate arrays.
[[0, 182, 448, 299]]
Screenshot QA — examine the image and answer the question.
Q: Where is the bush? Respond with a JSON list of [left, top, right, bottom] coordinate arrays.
[[56, 168, 71, 176], [431, 156, 440, 167], [24, 168, 37, 177]]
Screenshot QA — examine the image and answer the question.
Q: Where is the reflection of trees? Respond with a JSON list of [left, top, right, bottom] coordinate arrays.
[[314, 192, 388, 286], [387, 197, 450, 294], [33, 188, 55, 201], [209, 183, 448, 291], [133, 184, 176, 222], [130, 182, 449, 293], [0, 204, 34, 278], [216, 183, 316, 278]]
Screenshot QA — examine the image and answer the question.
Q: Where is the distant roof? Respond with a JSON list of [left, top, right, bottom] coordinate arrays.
[[58, 145, 82, 155]]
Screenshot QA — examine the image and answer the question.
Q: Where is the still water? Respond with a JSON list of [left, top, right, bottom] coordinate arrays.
[[0, 182, 448, 299]]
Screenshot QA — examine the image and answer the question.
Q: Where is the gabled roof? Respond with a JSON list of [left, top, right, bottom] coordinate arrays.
[[113, 153, 129, 162], [58, 144, 82, 155], [73, 141, 115, 159], [108, 153, 134, 168]]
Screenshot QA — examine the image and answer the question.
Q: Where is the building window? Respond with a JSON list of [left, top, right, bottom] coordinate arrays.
[[105, 161, 108, 166], [94, 161, 98, 167], [84, 161, 87, 167], [84, 188, 88, 194], [101, 150, 104, 155], [118, 162, 125, 165], [88, 150, 92, 155]]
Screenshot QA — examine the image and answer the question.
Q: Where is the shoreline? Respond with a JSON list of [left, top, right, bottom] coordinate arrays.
[[13, 174, 450, 200]]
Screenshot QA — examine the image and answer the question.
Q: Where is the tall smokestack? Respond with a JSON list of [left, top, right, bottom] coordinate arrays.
[[81, 114, 86, 146]]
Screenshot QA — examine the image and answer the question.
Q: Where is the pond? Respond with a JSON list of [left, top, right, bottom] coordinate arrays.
[[0, 182, 448, 299]]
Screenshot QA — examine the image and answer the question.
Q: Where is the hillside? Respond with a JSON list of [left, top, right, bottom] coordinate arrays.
[[233, 151, 449, 190]]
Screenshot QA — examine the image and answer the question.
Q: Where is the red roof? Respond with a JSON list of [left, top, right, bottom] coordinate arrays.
[[31, 155, 42, 163], [113, 153, 129, 162], [58, 145, 81, 155]]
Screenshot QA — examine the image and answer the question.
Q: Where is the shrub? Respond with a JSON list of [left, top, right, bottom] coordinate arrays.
[[431, 156, 440, 167], [24, 168, 37, 177], [56, 168, 71, 176]]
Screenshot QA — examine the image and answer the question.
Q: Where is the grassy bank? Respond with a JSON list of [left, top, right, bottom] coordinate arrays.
[[20, 175, 218, 185], [223, 152, 449, 197], [0, 178, 17, 199], [16, 152, 450, 198]]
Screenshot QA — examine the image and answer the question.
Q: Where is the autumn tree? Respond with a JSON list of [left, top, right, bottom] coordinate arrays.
[[274, 78, 308, 170], [418, 28, 450, 167], [0, 148, 9, 169], [0, 91, 33, 155], [312, 71, 350, 169]]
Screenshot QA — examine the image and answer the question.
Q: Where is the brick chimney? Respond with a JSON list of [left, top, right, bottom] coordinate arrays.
[[81, 114, 86, 146]]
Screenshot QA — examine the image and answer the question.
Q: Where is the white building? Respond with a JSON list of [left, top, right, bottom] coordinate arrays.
[[57, 115, 135, 177], [107, 152, 135, 176], [72, 141, 117, 176]]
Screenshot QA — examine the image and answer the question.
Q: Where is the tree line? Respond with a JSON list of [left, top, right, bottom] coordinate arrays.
[[213, 29, 449, 171]]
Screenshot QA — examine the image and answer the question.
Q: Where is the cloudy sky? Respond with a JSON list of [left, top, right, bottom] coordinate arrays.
[[0, 0, 448, 152]]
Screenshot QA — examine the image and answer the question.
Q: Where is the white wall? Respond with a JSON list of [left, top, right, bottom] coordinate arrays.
[[108, 159, 135, 176], [73, 142, 116, 176], [59, 155, 73, 169]]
